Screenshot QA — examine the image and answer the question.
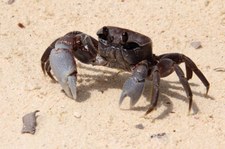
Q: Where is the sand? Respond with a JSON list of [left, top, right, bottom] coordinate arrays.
[[0, 0, 225, 148]]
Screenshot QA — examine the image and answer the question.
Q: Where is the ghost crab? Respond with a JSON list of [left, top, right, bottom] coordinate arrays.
[[41, 26, 210, 115]]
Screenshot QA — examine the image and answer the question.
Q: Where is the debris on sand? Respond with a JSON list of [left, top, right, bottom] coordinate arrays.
[[8, 0, 15, 5], [150, 132, 167, 139], [21, 110, 39, 134], [214, 67, 225, 72], [18, 23, 25, 29], [190, 41, 202, 49], [135, 123, 144, 129], [73, 111, 82, 118]]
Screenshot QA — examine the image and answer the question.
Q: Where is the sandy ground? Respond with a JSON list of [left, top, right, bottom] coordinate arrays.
[[0, 0, 225, 148]]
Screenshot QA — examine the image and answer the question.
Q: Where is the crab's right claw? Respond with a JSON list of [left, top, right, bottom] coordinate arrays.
[[119, 64, 148, 108], [49, 46, 77, 100], [119, 77, 145, 108]]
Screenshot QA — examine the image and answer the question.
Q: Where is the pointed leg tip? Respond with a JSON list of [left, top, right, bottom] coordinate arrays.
[[145, 107, 154, 116], [145, 105, 156, 115], [205, 86, 209, 96]]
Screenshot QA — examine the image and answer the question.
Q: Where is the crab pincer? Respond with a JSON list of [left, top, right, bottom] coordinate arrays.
[[41, 31, 98, 101], [119, 62, 148, 108], [49, 42, 77, 100]]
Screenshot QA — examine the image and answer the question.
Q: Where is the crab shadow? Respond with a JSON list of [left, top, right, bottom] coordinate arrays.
[[74, 64, 211, 120]]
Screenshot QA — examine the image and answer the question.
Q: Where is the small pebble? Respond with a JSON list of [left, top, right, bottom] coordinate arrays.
[[18, 23, 25, 29], [73, 112, 81, 118], [135, 123, 144, 129], [204, 0, 210, 7], [209, 115, 213, 119], [190, 41, 202, 49], [8, 0, 15, 4]]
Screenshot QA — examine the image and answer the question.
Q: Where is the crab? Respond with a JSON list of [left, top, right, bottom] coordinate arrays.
[[41, 26, 210, 115]]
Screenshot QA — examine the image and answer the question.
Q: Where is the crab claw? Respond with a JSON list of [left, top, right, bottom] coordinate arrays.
[[49, 45, 77, 100], [119, 63, 148, 108], [119, 77, 145, 108]]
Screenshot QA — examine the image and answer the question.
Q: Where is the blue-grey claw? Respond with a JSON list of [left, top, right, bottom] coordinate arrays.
[[49, 46, 77, 100], [119, 77, 145, 108]]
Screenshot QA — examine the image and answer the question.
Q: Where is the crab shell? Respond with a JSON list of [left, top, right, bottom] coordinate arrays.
[[97, 26, 154, 68]]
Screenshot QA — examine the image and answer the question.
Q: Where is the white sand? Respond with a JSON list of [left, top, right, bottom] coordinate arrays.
[[1, 0, 225, 148]]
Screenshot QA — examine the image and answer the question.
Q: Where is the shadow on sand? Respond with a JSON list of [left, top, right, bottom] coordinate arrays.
[[55, 64, 213, 120]]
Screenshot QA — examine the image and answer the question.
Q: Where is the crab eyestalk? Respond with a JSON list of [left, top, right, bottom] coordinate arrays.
[[96, 26, 114, 44]]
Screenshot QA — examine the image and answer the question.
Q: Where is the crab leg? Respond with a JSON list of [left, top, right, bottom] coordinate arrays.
[[182, 55, 209, 94], [145, 58, 193, 115], [157, 53, 210, 95], [173, 64, 193, 112], [145, 66, 160, 115]]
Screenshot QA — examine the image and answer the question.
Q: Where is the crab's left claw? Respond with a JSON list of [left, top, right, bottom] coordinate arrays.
[[49, 45, 77, 100], [119, 63, 148, 108]]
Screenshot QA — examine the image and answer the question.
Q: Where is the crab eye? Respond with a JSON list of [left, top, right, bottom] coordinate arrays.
[[103, 26, 109, 36], [121, 32, 128, 43]]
